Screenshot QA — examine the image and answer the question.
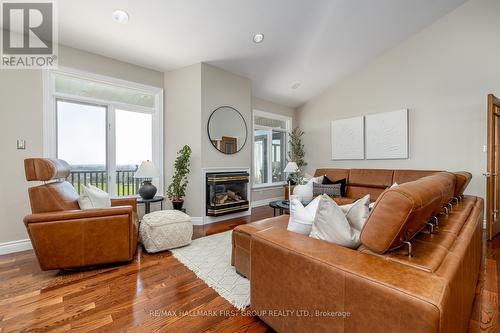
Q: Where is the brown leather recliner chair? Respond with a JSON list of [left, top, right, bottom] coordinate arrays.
[[23, 158, 138, 270]]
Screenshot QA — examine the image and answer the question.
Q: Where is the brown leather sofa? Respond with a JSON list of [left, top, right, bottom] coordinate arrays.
[[232, 168, 479, 332], [23, 158, 138, 270]]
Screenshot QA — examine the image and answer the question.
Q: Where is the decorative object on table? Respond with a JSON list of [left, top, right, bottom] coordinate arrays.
[[287, 127, 307, 185], [140, 210, 193, 253], [136, 195, 164, 215], [134, 160, 160, 200], [167, 145, 192, 211], [331, 116, 364, 160], [283, 161, 299, 201], [365, 109, 409, 159], [170, 230, 250, 310], [207, 106, 248, 154]]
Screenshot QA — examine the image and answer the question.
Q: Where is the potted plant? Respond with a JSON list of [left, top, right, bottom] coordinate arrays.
[[287, 127, 307, 185], [166, 145, 192, 210]]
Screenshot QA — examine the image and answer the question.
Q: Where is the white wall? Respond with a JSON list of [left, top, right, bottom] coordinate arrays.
[[297, 0, 500, 199], [0, 45, 163, 249]]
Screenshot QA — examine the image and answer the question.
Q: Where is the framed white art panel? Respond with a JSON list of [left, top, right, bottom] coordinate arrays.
[[365, 109, 408, 159], [331, 116, 364, 160]]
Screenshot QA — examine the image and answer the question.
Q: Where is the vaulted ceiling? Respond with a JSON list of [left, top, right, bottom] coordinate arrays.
[[57, 0, 467, 107]]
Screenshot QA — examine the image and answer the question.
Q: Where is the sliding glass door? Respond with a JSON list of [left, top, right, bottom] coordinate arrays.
[[56, 100, 155, 197], [57, 100, 108, 193]]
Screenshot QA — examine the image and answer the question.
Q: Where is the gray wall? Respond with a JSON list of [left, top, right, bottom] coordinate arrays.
[[201, 63, 252, 169], [164, 64, 202, 216], [0, 45, 163, 246], [297, 0, 500, 199]]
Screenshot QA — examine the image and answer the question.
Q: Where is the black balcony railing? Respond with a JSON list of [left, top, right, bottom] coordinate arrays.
[[68, 169, 142, 196]]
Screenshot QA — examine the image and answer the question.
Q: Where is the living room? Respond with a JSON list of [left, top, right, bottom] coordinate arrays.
[[0, 0, 499, 332]]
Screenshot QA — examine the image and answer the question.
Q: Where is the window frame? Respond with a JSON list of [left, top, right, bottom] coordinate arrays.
[[43, 66, 164, 197], [252, 110, 292, 189]]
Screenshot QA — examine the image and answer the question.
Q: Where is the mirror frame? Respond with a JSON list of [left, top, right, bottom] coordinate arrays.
[[207, 106, 248, 155]]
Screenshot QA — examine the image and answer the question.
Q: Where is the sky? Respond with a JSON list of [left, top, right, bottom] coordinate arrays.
[[57, 101, 152, 167]]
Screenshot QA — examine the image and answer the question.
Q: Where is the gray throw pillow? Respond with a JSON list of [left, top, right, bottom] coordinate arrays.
[[313, 183, 342, 197]]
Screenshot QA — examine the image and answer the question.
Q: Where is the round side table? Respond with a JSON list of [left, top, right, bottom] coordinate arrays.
[[136, 196, 165, 214]]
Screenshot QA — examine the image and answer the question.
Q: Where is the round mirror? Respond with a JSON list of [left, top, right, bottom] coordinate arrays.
[[207, 106, 248, 154]]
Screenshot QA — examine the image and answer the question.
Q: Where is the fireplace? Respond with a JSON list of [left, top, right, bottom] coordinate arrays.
[[206, 172, 249, 217]]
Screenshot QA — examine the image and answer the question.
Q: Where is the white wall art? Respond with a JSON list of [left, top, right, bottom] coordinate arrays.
[[331, 116, 364, 160], [365, 109, 408, 159]]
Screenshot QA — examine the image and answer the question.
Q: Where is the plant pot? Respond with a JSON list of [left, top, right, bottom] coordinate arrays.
[[172, 199, 184, 211]]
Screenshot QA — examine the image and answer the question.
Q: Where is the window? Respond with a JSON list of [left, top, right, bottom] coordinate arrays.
[[253, 110, 291, 187], [44, 68, 163, 197]]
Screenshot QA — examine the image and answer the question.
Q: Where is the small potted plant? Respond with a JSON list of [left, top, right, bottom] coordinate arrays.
[[167, 145, 192, 210]]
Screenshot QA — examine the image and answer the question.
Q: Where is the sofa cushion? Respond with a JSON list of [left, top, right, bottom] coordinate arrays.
[[348, 169, 394, 188], [392, 169, 438, 184], [454, 171, 472, 197], [360, 173, 454, 254], [314, 168, 349, 183]]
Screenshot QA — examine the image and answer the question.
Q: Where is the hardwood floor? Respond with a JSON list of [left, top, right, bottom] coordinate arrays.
[[0, 207, 275, 333], [0, 206, 498, 332]]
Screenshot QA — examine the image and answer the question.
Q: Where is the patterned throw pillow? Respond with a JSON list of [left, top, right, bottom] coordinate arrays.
[[323, 176, 347, 196], [313, 183, 342, 197]]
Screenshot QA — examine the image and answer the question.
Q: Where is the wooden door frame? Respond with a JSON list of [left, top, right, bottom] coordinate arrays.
[[487, 94, 500, 240]]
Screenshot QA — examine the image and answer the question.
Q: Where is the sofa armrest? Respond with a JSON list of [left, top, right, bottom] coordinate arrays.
[[23, 206, 134, 225], [251, 228, 446, 332], [111, 197, 137, 213]]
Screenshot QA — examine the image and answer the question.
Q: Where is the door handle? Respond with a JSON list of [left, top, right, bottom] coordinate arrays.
[[483, 172, 497, 177]]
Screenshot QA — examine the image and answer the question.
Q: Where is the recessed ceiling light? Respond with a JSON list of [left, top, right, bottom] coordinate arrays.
[[112, 9, 129, 24], [253, 33, 264, 43], [291, 82, 301, 89]]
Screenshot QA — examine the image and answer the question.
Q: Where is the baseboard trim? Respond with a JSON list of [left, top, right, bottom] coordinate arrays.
[[0, 239, 33, 255], [251, 197, 285, 208], [191, 217, 203, 226]]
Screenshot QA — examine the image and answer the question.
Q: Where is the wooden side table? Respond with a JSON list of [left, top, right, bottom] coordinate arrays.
[[136, 196, 165, 214]]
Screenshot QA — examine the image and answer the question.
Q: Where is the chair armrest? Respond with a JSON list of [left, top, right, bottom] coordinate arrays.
[[23, 206, 134, 225], [250, 228, 445, 332], [111, 197, 137, 213]]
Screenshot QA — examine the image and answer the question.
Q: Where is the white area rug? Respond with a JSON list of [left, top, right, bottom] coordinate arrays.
[[170, 231, 250, 310]]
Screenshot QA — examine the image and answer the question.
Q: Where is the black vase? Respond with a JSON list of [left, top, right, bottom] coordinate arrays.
[[139, 180, 157, 200]]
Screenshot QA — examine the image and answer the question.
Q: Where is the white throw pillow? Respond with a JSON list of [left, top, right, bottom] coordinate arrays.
[[287, 195, 321, 235], [292, 176, 323, 204], [310, 195, 360, 249], [78, 184, 111, 210], [343, 194, 370, 231]]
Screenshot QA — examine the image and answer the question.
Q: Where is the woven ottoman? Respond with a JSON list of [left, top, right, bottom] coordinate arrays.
[[140, 210, 193, 253]]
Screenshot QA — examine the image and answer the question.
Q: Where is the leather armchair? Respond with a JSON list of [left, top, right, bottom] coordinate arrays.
[[23, 158, 138, 270]]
